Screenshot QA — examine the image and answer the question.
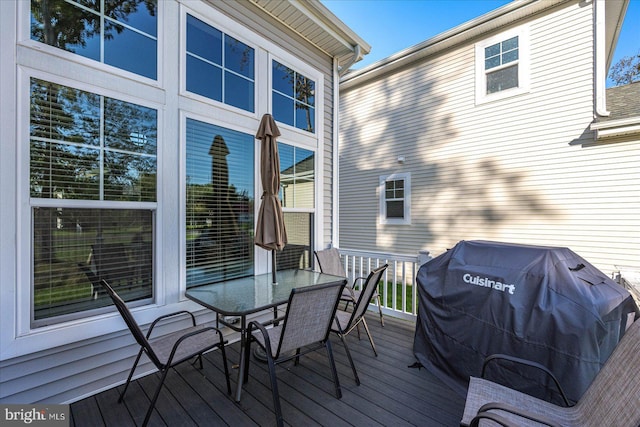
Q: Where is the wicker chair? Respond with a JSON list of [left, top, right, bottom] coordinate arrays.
[[315, 248, 385, 326], [243, 281, 346, 427], [461, 319, 640, 426], [99, 280, 231, 427], [331, 264, 388, 385]]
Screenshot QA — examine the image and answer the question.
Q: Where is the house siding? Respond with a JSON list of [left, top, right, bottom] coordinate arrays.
[[339, 1, 640, 275], [0, 0, 336, 404]]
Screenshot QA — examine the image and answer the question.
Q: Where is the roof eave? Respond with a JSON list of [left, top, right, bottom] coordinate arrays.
[[248, 0, 370, 66]]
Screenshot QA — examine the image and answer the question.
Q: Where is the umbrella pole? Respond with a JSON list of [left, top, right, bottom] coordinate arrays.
[[271, 249, 277, 284]]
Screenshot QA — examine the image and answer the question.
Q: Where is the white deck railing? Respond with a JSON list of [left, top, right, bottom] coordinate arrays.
[[338, 248, 429, 321]]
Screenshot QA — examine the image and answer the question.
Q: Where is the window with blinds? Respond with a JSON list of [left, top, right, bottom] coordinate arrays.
[[185, 118, 255, 287], [29, 77, 157, 325]]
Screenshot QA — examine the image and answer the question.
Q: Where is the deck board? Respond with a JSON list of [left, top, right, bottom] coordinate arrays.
[[70, 314, 466, 426]]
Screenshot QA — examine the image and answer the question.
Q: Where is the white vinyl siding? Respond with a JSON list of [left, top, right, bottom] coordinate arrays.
[[339, 2, 640, 275]]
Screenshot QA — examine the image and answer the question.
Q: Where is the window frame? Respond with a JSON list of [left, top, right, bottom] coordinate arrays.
[[19, 68, 161, 330], [379, 173, 411, 225], [21, 0, 161, 84], [271, 59, 317, 134], [475, 25, 530, 105], [180, 4, 259, 117]]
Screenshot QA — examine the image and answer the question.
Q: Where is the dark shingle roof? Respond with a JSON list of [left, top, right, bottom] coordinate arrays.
[[603, 81, 640, 122]]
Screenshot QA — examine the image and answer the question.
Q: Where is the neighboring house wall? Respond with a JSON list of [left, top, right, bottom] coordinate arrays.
[[0, 0, 362, 404], [339, 0, 639, 276]]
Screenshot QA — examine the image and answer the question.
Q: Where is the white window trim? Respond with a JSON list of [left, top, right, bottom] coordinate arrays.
[[379, 173, 411, 225], [475, 24, 530, 105], [17, 67, 163, 335], [17, 0, 163, 86], [180, 4, 260, 119], [269, 55, 320, 138]]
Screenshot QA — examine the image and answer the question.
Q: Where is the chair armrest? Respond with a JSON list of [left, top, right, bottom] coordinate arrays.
[[481, 354, 570, 407], [147, 310, 197, 337], [469, 410, 517, 427], [471, 402, 561, 427], [248, 321, 273, 357], [167, 326, 225, 365]]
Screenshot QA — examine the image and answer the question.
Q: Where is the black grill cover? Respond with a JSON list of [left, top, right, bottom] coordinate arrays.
[[413, 240, 638, 404]]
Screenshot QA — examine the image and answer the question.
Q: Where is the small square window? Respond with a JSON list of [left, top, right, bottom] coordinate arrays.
[[379, 173, 411, 225], [475, 26, 529, 104]]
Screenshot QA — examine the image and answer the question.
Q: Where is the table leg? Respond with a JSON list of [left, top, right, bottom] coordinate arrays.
[[234, 316, 247, 402]]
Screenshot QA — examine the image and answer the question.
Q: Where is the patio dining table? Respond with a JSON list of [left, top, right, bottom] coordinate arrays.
[[185, 269, 347, 402]]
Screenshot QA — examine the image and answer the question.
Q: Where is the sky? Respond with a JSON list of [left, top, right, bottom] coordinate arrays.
[[322, 0, 640, 86]]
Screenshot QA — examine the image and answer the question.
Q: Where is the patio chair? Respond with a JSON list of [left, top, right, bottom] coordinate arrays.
[[315, 248, 385, 326], [460, 319, 640, 426], [242, 281, 346, 427], [331, 264, 388, 385], [99, 279, 231, 427]]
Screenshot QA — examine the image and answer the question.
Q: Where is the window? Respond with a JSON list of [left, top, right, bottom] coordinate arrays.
[[30, 0, 158, 80], [185, 118, 255, 287], [279, 144, 315, 269], [475, 26, 529, 104], [186, 14, 255, 112], [379, 173, 410, 225], [29, 77, 157, 325], [272, 61, 315, 133], [278, 144, 314, 209], [485, 36, 519, 94]]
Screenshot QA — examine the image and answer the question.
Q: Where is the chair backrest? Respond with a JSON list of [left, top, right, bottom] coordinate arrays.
[[576, 319, 640, 426], [345, 264, 388, 328], [314, 248, 347, 278], [275, 281, 345, 357], [99, 279, 161, 367]]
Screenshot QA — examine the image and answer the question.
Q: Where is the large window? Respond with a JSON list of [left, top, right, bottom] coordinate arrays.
[[379, 173, 411, 225], [272, 61, 315, 133], [29, 77, 157, 325], [30, 0, 158, 80], [475, 26, 529, 104], [186, 14, 255, 112], [185, 119, 255, 287]]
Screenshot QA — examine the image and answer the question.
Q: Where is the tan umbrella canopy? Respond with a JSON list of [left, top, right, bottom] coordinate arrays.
[[255, 113, 287, 283]]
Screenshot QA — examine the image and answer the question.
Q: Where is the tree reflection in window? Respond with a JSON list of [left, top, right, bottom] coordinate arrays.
[[30, 0, 157, 79], [29, 77, 157, 323], [30, 78, 157, 201], [272, 61, 315, 133]]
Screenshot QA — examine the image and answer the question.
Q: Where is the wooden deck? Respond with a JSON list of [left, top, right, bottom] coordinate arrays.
[[70, 314, 467, 426]]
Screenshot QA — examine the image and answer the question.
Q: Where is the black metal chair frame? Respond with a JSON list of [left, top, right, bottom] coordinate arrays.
[[331, 264, 388, 385], [100, 279, 231, 426], [315, 248, 385, 326], [242, 281, 346, 427]]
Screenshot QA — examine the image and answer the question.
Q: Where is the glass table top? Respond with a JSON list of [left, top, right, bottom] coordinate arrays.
[[185, 269, 347, 316]]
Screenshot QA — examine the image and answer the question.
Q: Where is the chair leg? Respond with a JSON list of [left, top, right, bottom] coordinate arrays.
[[360, 318, 378, 357], [338, 333, 360, 385], [219, 343, 232, 395], [265, 353, 284, 427], [325, 340, 342, 399], [376, 294, 385, 327], [119, 348, 144, 403], [142, 367, 170, 427]]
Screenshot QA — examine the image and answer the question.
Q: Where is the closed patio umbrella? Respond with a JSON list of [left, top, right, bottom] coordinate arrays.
[[255, 113, 287, 283]]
